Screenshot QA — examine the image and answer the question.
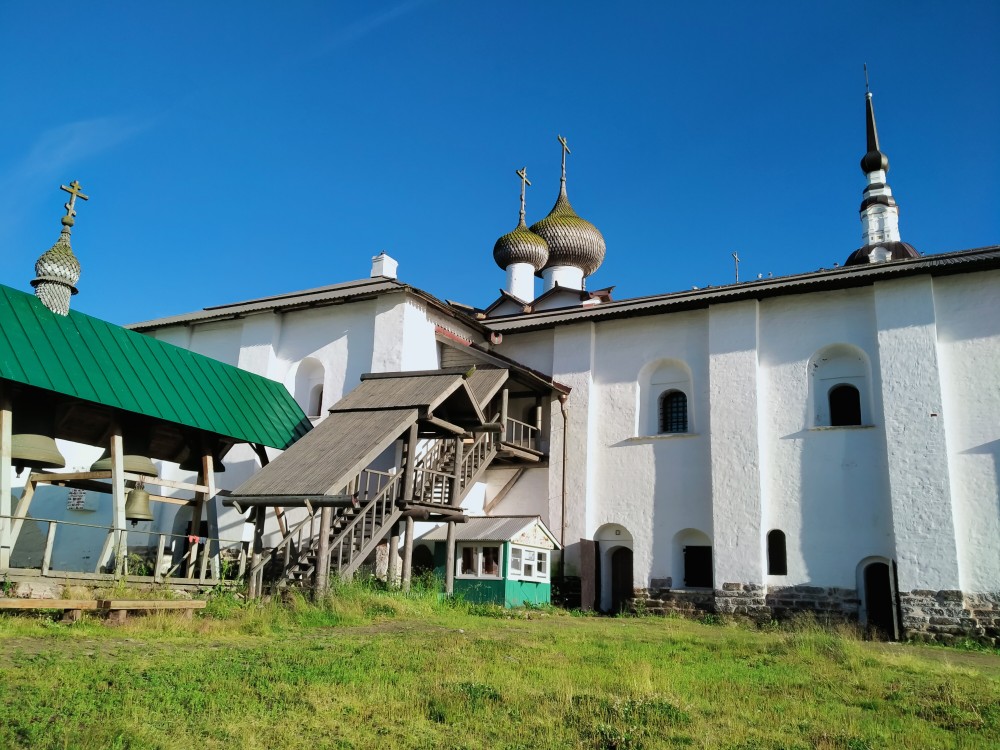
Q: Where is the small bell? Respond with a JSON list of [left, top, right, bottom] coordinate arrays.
[[124, 483, 154, 525], [11, 433, 66, 477]]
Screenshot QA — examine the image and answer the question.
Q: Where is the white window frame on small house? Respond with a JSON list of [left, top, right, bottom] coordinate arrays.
[[508, 545, 550, 583], [455, 543, 503, 579]]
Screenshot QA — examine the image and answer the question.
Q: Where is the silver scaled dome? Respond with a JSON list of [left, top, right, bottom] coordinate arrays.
[[530, 185, 606, 277], [493, 217, 550, 271], [31, 228, 80, 316]]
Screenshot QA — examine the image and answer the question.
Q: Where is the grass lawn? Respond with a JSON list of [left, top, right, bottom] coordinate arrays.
[[0, 584, 998, 749]]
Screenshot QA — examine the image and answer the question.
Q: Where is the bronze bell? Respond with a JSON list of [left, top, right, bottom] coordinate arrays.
[[178, 454, 225, 473], [124, 486, 154, 524], [11, 433, 66, 476], [90, 451, 159, 478]]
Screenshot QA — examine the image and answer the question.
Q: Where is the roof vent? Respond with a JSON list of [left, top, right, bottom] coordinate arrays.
[[371, 252, 398, 279]]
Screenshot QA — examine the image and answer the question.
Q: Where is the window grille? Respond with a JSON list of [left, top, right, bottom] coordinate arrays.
[[659, 391, 688, 433]]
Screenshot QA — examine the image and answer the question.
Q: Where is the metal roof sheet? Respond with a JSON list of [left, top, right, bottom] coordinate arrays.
[[0, 284, 310, 450], [420, 515, 557, 545], [486, 246, 1000, 333], [232, 407, 418, 496]]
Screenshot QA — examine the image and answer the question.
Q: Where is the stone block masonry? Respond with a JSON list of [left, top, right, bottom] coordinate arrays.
[[628, 584, 1000, 645], [901, 590, 1000, 646]]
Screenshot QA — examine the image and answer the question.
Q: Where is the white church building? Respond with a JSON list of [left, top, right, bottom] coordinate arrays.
[[120, 91, 1000, 642]]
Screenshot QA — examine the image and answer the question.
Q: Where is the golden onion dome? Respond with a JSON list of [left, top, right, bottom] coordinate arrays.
[[493, 217, 550, 271]]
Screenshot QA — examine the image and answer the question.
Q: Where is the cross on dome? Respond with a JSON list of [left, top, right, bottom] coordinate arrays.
[[60, 180, 89, 228]]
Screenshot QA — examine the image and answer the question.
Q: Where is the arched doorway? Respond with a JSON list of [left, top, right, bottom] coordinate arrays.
[[610, 547, 634, 614], [859, 558, 899, 640], [594, 524, 633, 612]]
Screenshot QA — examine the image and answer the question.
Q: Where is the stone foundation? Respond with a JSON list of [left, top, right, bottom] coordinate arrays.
[[901, 590, 1000, 646], [764, 584, 860, 623], [629, 583, 1000, 644]]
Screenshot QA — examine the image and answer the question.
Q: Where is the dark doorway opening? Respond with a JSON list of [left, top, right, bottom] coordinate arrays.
[[412, 545, 434, 576], [610, 547, 633, 613], [684, 545, 713, 588], [863, 561, 898, 640]]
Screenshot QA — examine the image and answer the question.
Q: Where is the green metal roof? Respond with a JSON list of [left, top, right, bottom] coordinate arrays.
[[0, 283, 310, 450]]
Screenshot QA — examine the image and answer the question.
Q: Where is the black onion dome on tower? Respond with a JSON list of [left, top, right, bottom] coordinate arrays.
[[493, 217, 550, 272], [530, 184, 606, 277]]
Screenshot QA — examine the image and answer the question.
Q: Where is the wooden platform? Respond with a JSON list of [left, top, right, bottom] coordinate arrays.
[[0, 598, 206, 623]]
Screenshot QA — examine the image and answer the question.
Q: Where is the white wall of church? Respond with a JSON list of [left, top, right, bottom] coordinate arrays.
[[933, 270, 1000, 594]]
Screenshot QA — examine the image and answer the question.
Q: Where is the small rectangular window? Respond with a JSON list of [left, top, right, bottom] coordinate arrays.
[[461, 547, 476, 575], [537, 551, 548, 578], [523, 549, 535, 577], [510, 547, 522, 574], [482, 546, 500, 576]]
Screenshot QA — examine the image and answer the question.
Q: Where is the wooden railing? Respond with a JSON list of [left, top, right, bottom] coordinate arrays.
[[329, 472, 402, 577], [504, 417, 539, 452], [1, 514, 248, 585], [459, 430, 498, 491]]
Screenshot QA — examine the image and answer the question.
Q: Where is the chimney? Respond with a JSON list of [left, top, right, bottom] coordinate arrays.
[[370, 252, 398, 279]]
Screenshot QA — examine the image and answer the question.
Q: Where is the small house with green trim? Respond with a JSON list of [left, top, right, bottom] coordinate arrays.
[[420, 516, 559, 607]]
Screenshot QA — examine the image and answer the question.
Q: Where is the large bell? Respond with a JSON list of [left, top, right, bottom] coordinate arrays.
[[11, 433, 66, 476], [178, 453, 225, 473], [90, 451, 158, 478], [124, 486, 155, 523]]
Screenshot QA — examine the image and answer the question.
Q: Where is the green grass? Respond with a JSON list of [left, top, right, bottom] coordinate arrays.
[[0, 582, 998, 749]]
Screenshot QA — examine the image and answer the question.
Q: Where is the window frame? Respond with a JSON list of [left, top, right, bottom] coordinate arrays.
[[508, 544, 550, 583], [828, 383, 862, 427], [455, 543, 503, 579], [657, 389, 689, 434]]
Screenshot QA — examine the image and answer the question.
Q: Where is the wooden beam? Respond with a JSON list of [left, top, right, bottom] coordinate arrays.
[[27, 471, 227, 496], [314, 506, 332, 598], [401, 515, 414, 593], [8, 479, 35, 550], [401, 423, 419, 503], [450, 435, 464, 507], [387, 522, 400, 587], [110, 428, 127, 576], [423, 415, 466, 435], [222, 495, 353, 508], [445, 521, 455, 596], [0, 394, 11, 570], [249, 506, 266, 598]]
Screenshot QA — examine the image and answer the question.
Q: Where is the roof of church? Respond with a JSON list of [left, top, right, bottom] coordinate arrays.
[[0, 282, 310, 453], [484, 246, 1000, 333], [128, 276, 489, 335]]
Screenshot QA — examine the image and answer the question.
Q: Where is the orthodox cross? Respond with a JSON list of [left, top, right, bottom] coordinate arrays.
[[516, 167, 531, 224], [558, 134, 571, 182], [732, 251, 741, 283], [60, 180, 89, 227], [864, 63, 870, 95]]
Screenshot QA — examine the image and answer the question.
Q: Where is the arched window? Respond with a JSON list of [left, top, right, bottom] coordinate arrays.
[[828, 384, 861, 426], [767, 530, 787, 575], [294, 358, 326, 418], [809, 344, 871, 427], [658, 390, 688, 433]]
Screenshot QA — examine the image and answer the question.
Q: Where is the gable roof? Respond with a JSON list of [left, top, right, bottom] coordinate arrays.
[[0, 283, 310, 451], [420, 515, 559, 548]]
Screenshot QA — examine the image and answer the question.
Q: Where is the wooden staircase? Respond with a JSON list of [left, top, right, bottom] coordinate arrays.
[[261, 426, 500, 590]]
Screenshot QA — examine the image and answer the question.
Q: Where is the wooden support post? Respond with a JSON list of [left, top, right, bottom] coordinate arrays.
[[314, 506, 332, 598], [0, 394, 11, 570], [450, 436, 464, 506], [401, 515, 414, 593], [201, 453, 219, 580], [401, 424, 419, 504], [445, 520, 456, 596], [110, 428, 127, 576], [41, 521, 57, 576], [198, 537, 210, 582], [95, 530, 115, 574], [535, 398, 543, 431], [154, 534, 167, 583], [10, 480, 36, 551], [387, 522, 400, 587], [500, 388, 509, 440], [249, 506, 266, 598], [253, 445, 288, 536]]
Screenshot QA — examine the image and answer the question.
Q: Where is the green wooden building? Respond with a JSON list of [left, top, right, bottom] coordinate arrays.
[[420, 516, 559, 607]]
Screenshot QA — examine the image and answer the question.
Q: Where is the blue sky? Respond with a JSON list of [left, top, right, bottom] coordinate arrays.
[[2, 1, 998, 325]]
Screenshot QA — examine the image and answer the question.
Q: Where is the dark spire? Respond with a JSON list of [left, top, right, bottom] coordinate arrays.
[[860, 92, 889, 174]]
